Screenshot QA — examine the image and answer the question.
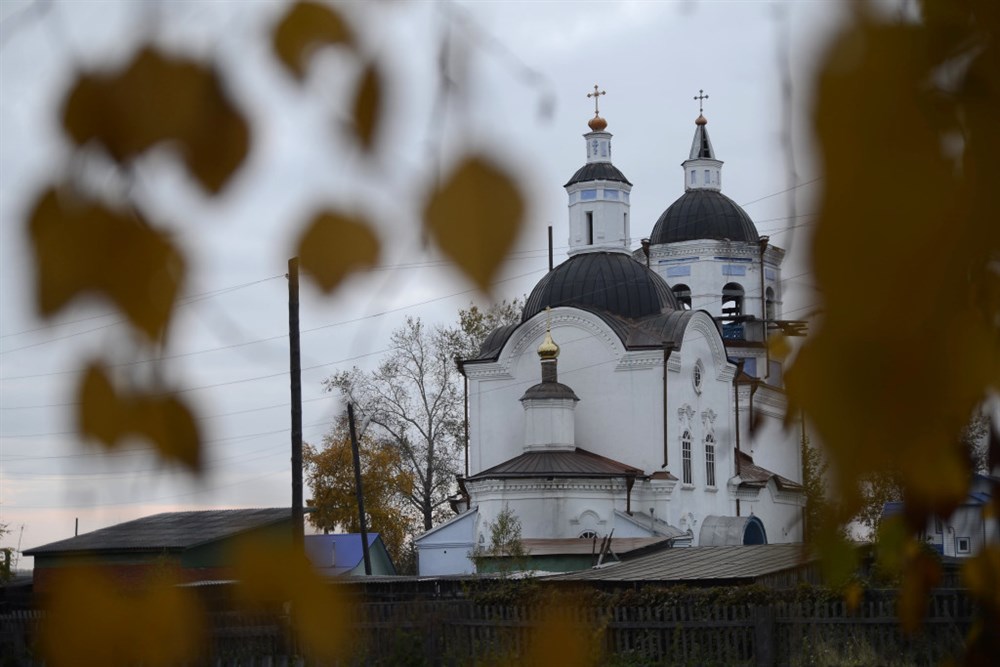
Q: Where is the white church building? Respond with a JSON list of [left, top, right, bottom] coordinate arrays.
[[416, 96, 805, 576]]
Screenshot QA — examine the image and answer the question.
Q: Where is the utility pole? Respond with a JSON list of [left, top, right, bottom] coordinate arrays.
[[288, 257, 304, 548], [347, 403, 372, 575]]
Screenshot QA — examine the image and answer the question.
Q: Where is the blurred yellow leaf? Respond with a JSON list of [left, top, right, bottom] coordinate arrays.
[[525, 599, 601, 667], [351, 62, 383, 152], [41, 566, 205, 667], [423, 156, 524, 291], [232, 537, 353, 659], [844, 581, 864, 613], [273, 1, 354, 79], [297, 210, 380, 293], [962, 545, 1000, 611], [767, 333, 790, 362], [28, 188, 184, 341], [77, 362, 202, 471], [62, 48, 249, 193]]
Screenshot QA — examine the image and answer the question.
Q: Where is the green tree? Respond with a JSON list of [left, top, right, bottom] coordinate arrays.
[[471, 505, 527, 575], [304, 419, 416, 565]]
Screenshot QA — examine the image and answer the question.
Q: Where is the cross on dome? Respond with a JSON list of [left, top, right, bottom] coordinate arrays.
[[587, 85, 608, 131], [588, 85, 606, 116]]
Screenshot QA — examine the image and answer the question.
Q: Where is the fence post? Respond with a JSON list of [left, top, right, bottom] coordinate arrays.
[[754, 604, 775, 667]]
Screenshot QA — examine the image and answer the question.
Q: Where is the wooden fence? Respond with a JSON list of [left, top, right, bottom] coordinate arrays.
[[0, 589, 975, 666]]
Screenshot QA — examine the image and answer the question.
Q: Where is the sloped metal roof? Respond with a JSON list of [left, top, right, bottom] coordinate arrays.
[[521, 537, 670, 557], [737, 451, 802, 491], [465, 447, 642, 481], [548, 544, 813, 582], [25, 508, 295, 555], [564, 162, 632, 187]]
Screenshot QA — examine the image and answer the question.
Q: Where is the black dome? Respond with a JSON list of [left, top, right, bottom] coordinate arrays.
[[650, 190, 759, 244], [523, 252, 678, 321], [564, 162, 631, 188]]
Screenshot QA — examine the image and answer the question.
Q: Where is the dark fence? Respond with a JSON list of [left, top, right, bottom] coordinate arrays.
[[0, 589, 975, 666]]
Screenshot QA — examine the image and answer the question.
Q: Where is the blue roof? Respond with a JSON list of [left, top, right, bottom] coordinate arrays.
[[305, 533, 383, 575]]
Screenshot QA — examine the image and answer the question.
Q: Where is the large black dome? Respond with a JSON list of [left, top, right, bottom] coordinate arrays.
[[523, 252, 678, 321], [650, 190, 759, 244]]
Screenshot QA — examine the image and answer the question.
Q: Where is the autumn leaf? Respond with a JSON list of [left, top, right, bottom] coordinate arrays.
[[296, 210, 380, 293], [28, 188, 184, 341], [423, 156, 525, 291], [351, 62, 383, 152], [77, 362, 202, 471], [62, 48, 249, 193], [273, 1, 354, 79]]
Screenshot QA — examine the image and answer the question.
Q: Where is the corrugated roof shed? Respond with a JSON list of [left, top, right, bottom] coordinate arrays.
[[547, 544, 814, 583]]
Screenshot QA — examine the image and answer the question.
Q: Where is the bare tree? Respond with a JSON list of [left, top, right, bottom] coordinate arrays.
[[326, 317, 462, 530]]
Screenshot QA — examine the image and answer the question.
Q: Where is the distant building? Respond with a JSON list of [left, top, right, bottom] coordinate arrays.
[[305, 533, 396, 576], [417, 94, 806, 575], [24, 508, 298, 592], [885, 473, 998, 557]]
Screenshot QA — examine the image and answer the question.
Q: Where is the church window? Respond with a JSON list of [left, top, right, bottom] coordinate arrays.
[[705, 169, 711, 184], [672, 284, 692, 309], [765, 286, 775, 321], [580, 189, 598, 200], [586, 211, 594, 245], [579, 530, 598, 539], [690, 170, 696, 185], [705, 432, 716, 487], [722, 283, 744, 317], [682, 430, 693, 485], [693, 359, 704, 393]]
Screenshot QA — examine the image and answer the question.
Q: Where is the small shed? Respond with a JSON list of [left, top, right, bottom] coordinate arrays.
[[24, 508, 299, 593]]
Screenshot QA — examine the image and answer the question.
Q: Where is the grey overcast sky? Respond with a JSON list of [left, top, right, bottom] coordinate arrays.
[[0, 0, 842, 568]]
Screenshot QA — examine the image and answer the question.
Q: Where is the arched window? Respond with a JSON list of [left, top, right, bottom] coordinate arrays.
[[682, 430, 693, 485], [704, 432, 716, 487], [765, 286, 775, 321], [672, 284, 692, 310], [722, 282, 744, 317], [579, 530, 598, 539]]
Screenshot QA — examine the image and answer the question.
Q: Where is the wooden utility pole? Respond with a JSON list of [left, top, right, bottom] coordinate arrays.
[[288, 257, 304, 548], [347, 403, 373, 575]]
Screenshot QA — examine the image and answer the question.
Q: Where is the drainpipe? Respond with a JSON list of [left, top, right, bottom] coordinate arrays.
[[759, 236, 770, 382], [662, 343, 673, 468], [456, 357, 469, 478], [734, 360, 745, 517], [625, 476, 635, 515]]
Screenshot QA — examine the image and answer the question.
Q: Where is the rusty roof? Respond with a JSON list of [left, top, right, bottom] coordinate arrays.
[[465, 448, 643, 481]]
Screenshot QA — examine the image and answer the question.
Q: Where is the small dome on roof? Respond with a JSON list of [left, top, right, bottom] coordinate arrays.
[[650, 189, 759, 245], [523, 252, 678, 321]]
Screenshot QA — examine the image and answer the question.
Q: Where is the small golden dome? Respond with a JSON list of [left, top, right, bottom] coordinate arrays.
[[588, 115, 608, 131], [695, 114, 707, 126], [538, 329, 560, 360]]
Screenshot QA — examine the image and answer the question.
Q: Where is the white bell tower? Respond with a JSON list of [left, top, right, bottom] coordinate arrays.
[[565, 85, 633, 256]]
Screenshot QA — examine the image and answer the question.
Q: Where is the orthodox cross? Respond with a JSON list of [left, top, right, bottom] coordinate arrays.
[[588, 85, 606, 116], [694, 89, 709, 114]]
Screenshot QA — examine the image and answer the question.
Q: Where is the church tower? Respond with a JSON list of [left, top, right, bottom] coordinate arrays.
[[643, 91, 785, 379], [564, 86, 633, 256]]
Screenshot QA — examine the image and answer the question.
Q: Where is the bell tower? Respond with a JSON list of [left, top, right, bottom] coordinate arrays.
[[564, 85, 633, 256]]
